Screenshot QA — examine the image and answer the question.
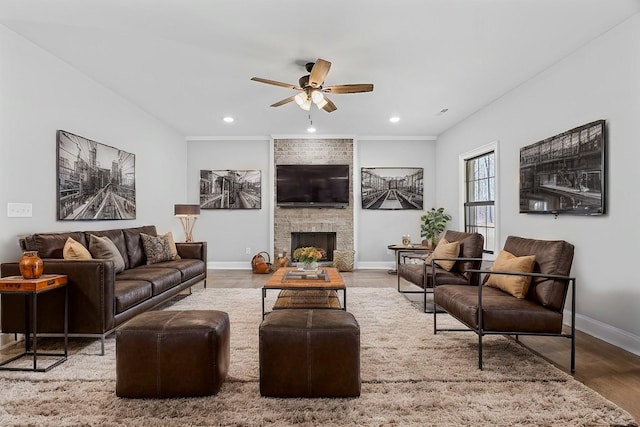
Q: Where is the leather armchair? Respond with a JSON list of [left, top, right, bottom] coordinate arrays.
[[397, 230, 484, 312], [433, 235, 576, 371]]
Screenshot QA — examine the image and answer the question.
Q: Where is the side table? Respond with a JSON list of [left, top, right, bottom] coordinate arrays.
[[0, 274, 68, 372], [387, 244, 430, 274]]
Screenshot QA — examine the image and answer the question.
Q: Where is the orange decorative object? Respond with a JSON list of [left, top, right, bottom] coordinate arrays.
[[19, 251, 44, 279]]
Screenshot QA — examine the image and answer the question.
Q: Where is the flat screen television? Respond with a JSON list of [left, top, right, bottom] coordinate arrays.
[[519, 119, 605, 216], [276, 164, 350, 208]]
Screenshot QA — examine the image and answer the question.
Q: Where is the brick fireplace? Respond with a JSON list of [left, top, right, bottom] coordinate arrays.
[[273, 138, 354, 262]]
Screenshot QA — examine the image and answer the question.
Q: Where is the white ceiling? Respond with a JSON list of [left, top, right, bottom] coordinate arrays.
[[2, 0, 639, 138]]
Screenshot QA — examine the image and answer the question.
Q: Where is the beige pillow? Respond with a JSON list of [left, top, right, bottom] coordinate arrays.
[[63, 237, 92, 260], [425, 238, 460, 271], [89, 234, 125, 273], [485, 250, 536, 298], [159, 231, 181, 260]]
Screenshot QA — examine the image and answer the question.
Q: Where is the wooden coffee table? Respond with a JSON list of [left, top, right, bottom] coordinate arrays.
[[262, 267, 346, 319]]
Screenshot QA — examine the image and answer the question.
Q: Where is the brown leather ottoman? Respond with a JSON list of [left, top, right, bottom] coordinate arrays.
[[116, 310, 230, 398], [259, 309, 360, 398]]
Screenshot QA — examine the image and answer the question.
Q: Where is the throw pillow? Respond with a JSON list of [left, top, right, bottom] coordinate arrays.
[[88, 234, 125, 273], [63, 237, 92, 260], [425, 238, 460, 271], [159, 231, 181, 260], [485, 250, 536, 298], [141, 233, 174, 264]]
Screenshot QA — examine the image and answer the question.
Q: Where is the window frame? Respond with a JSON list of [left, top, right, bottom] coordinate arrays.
[[459, 141, 499, 257]]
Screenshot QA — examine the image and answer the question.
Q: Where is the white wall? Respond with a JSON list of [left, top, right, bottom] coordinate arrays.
[[186, 139, 271, 268], [0, 26, 187, 263], [434, 14, 640, 354], [357, 139, 436, 269]]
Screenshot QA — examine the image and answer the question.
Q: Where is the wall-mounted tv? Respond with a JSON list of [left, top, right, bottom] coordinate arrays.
[[276, 164, 350, 208], [519, 119, 605, 216]]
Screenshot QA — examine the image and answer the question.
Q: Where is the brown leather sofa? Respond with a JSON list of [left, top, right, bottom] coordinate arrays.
[[433, 235, 575, 371], [397, 230, 484, 312], [0, 225, 207, 354]]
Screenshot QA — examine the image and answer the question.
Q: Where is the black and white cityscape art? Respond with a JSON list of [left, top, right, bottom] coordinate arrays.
[[361, 167, 423, 210], [200, 169, 262, 209], [519, 119, 605, 215], [57, 130, 136, 220]]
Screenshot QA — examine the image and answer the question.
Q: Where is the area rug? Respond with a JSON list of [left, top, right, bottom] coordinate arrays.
[[0, 288, 636, 426]]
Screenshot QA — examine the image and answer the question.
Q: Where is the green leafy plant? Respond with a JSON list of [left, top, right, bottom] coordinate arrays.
[[420, 207, 452, 248]]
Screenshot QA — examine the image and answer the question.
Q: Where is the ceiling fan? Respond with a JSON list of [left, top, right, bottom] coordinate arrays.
[[251, 58, 373, 113]]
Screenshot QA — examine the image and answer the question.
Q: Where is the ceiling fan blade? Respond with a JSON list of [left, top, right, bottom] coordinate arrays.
[[321, 96, 337, 113], [323, 83, 374, 94], [251, 77, 301, 90], [270, 95, 296, 107], [309, 59, 331, 88]]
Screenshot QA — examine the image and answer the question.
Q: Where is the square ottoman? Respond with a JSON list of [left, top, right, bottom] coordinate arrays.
[[259, 309, 360, 398], [116, 310, 230, 398]]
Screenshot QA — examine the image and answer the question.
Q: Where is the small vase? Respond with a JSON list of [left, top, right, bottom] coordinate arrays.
[[19, 250, 44, 279]]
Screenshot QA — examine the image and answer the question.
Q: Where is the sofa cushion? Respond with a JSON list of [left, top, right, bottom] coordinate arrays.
[[114, 280, 153, 314], [141, 233, 174, 264], [89, 234, 126, 273], [88, 229, 129, 270], [117, 267, 182, 295], [434, 284, 564, 333], [502, 236, 574, 310], [485, 250, 536, 298], [123, 225, 158, 268], [425, 239, 460, 271], [141, 259, 205, 282], [160, 231, 181, 260], [63, 237, 92, 260], [24, 231, 87, 259]]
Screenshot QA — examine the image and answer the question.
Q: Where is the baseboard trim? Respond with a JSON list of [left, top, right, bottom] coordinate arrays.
[[209, 262, 251, 270], [352, 261, 395, 270], [565, 310, 640, 357]]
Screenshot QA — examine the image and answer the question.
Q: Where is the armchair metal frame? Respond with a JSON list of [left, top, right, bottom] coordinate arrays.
[[433, 269, 576, 372]]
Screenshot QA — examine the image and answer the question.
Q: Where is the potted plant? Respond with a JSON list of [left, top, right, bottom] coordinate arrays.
[[420, 207, 452, 249]]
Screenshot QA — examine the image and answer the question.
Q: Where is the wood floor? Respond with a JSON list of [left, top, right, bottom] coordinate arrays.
[[208, 268, 640, 422]]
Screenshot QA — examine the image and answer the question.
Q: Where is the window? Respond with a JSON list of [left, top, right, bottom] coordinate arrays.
[[464, 151, 495, 254]]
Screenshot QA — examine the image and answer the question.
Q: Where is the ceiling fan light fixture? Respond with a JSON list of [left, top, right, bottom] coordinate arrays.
[[316, 98, 328, 109], [311, 90, 324, 104], [294, 91, 308, 106], [300, 99, 312, 111]]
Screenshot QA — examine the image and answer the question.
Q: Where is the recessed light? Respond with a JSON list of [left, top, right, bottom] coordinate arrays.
[[389, 116, 400, 123], [223, 116, 234, 123], [437, 108, 449, 115], [307, 126, 316, 133]]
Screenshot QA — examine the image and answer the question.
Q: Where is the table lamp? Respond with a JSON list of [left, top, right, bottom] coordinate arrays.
[[174, 204, 200, 242]]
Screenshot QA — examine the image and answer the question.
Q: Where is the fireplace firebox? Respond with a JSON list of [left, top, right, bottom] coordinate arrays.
[[291, 232, 337, 262]]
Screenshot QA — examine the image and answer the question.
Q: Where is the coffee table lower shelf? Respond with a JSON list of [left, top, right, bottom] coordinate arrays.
[[273, 290, 341, 310]]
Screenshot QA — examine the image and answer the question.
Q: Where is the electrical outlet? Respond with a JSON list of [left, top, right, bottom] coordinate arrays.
[[7, 203, 33, 218], [245, 247, 251, 255]]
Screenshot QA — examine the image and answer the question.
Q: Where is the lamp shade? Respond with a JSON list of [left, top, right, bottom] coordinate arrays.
[[174, 204, 200, 216]]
